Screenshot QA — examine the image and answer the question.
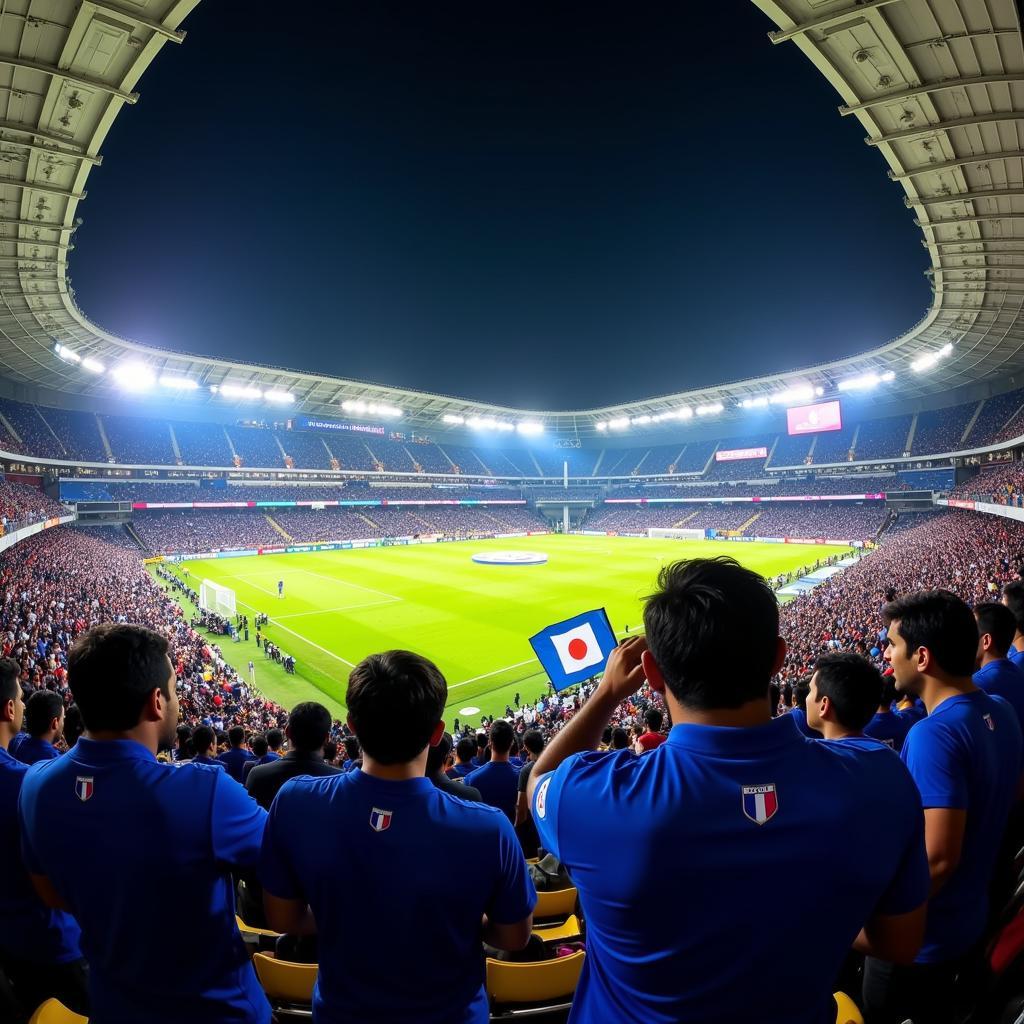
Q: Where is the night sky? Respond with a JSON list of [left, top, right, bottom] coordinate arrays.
[[70, 3, 930, 409]]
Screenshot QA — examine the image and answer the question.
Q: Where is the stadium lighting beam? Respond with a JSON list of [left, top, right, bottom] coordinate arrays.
[[159, 375, 199, 391], [54, 342, 81, 364], [739, 396, 770, 409], [837, 370, 896, 392], [911, 344, 954, 373], [443, 414, 465, 425], [769, 384, 815, 405], [265, 390, 295, 404], [342, 399, 402, 418], [112, 362, 155, 393], [696, 403, 723, 416], [219, 383, 264, 400], [595, 421, 608, 431], [607, 417, 630, 430], [82, 357, 105, 374], [631, 414, 652, 425], [516, 421, 544, 435]]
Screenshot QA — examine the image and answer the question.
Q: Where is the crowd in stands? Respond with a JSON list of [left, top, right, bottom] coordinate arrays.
[[911, 400, 977, 455], [610, 475, 896, 497], [746, 502, 888, 541], [101, 416, 174, 466], [951, 465, 1024, 506], [0, 480, 65, 533], [132, 510, 281, 554], [852, 413, 912, 460], [10, 508, 1024, 1022]]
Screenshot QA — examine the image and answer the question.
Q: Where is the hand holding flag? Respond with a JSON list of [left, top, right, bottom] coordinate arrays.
[[529, 608, 620, 692], [598, 635, 648, 703]]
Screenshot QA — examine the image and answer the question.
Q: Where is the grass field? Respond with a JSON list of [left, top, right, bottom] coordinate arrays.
[[162, 535, 852, 724]]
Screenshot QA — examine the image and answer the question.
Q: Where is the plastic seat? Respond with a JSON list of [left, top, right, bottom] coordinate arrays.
[[532, 913, 582, 945], [253, 952, 317, 1019], [486, 950, 585, 1017], [533, 886, 577, 921], [236, 913, 282, 939], [28, 1000, 88, 1024], [834, 991, 863, 1024]]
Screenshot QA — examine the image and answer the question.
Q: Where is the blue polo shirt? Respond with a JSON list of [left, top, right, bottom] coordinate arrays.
[[896, 701, 927, 726], [0, 746, 81, 965], [532, 716, 928, 1024], [974, 659, 1024, 735], [243, 752, 279, 782], [9, 732, 27, 757], [218, 746, 256, 783], [864, 711, 912, 753], [465, 760, 520, 822], [901, 690, 1023, 962], [19, 738, 271, 1024], [788, 707, 820, 739], [16, 736, 61, 766], [192, 754, 224, 769], [1010, 645, 1024, 668], [451, 762, 475, 778], [260, 771, 535, 1024]]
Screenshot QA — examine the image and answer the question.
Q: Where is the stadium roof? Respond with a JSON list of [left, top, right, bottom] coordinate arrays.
[[0, 0, 1020, 438]]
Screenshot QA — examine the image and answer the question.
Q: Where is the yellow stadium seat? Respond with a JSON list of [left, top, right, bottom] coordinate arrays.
[[533, 913, 582, 945], [253, 952, 317, 1018], [29, 999, 88, 1024], [525, 857, 539, 865], [533, 886, 577, 920], [834, 991, 864, 1024], [487, 950, 585, 1012], [235, 914, 282, 940]]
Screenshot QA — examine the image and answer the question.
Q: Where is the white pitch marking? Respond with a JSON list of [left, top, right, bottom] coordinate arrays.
[[233, 597, 357, 668], [295, 568, 403, 602], [448, 658, 538, 690], [274, 598, 399, 620]]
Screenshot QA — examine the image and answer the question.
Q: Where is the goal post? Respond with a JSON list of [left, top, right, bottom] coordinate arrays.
[[647, 527, 705, 541], [199, 579, 237, 618]]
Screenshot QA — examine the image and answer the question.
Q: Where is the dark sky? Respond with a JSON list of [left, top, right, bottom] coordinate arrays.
[[70, 2, 930, 409]]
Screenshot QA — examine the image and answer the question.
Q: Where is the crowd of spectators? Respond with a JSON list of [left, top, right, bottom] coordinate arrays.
[[950, 464, 1024, 506], [0, 479, 66, 534], [851, 413, 912, 460], [132, 511, 281, 554], [746, 502, 887, 541], [102, 415, 175, 465], [911, 400, 977, 455]]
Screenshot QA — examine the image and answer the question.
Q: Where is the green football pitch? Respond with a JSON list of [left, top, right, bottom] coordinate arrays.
[[160, 535, 852, 724]]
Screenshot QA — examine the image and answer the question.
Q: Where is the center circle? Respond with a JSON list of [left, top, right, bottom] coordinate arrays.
[[567, 638, 589, 660], [471, 550, 548, 566]]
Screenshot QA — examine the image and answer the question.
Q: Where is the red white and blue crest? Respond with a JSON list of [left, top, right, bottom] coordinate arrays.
[[369, 806, 393, 832], [741, 784, 778, 826], [75, 776, 94, 802]]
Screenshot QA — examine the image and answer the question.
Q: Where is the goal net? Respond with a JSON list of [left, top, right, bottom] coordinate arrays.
[[647, 527, 705, 541], [199, 579, 237, 619]]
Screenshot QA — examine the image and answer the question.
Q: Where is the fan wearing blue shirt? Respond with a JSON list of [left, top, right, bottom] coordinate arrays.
[[261, 649, 536, 1024], [0, 657, 88, 1020], [189, 724, 225, 769], [449, 734, 477, 778], [465, 719, 520, 822], [788, 676, 822, 739], [864, 678, 913, 753], [973, 601, 1024, 735], [243, 734, 280, 782], [1002, 579, 1024, 668], [18, 623, 271, 1024], [865, 590, 1024, 1024], [218, 725, 256, 782], [528, 557, 929, 1024], [16, 689, 65, 766], [805, 651, 890, 746]]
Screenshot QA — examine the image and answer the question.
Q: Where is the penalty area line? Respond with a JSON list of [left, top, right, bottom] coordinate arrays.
[[233, 597, 357, 669]]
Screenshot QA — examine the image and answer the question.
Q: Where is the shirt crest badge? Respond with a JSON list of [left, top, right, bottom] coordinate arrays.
[[369, 807, 393, 832], [75, 776, 94, 802], [741, 784, 778, 825]]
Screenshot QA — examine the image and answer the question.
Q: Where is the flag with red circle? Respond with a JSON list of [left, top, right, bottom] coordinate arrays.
[[529, 608, 618, 692]]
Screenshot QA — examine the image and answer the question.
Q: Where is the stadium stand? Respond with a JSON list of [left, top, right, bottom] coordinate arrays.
[[767, 432, 812, 467], [40, 408, 106, 463], [971, 389, 1024, 447], [599, 447, 651, 476], [850, 413, 912, 461], [171, 419, 233, 466], [227, 426, 286, 469], [895, 469, 954, 492], [103, 415, 175, 465], [911, 400, 979, 455], [278, 429, 333, 470], [0, 399, 62, 459], [810, 423, 857, 465]]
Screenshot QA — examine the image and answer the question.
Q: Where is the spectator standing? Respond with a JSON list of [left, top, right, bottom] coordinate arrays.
[[804, 652, 884, 743], [635, 707, 667, 752], [1002, 580, 1024, 668], [466, 719, 520, 823], [16, 690, 64, 766], [528, 558, 929, 1024], [788, 676, 821, 739], [864, 591, 1024, 1023], [0, 658, 87, 1020], [427, 733, 481, 802], [260, 650, 534, 1024], [450, 735, 477, 778], [864, 678, 912, 754], [18, 624, 270, 1024], [218, 725, 255, 783], [515, 729, 545, 857], [973, 601, 1024, 735], [189, 724, 222, 768]]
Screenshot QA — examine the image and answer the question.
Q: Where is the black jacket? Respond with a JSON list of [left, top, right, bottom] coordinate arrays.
[[246, 751, 342, 810]]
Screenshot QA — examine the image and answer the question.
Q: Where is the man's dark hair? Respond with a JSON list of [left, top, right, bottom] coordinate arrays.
[[644, 708, 663, 732], [251, 734, 269, 757], [793, 676, 811, 712], [25, 690, 63, 738], [813, 653, 882, 732], [347, 651, 446, 765], [227, 725, 245, 748], [976, 601, 1017, 658], [68, 624, 172, 732], [879, 677, 899, 708], [343, 736, 360, 760], [883, 590, 979, 678], [192, 725, 215, 755], [610, 727, 629, 750], [1004, 580, 1024, 632], [64, 704, 84, 748], [266, 728, 284, 751], [287, 701, 333, 753], [601, 726, 612, 746], [0, 657, 19, 705], [323, 739, 338, 762], [425, 732, 453, 776], [475, 732, 487, 751], [523, 729, 545, 756], [644, 557, 780, 710], [489, 719, 514, 755], [455, 736, 476, 762]]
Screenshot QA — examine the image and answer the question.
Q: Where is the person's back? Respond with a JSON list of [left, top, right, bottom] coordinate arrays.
[[528, 558, 927, 1024], [218, 725, 255, 783], [973, 602, 1024, 735], [17, 689, 64, 766], [466, 720, 519, 821], [18, 624, 270, 1024], [261, 650, 534, 1024], [863, 708, 912, 752]]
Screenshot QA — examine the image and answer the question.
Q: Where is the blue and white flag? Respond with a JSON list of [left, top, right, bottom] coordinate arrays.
[[529, 608, 618, 692]]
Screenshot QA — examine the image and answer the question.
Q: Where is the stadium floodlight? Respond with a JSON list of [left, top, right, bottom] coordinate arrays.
[[112, 362, 155, 392], [631, 414, 652, 425], [159, 375, 199, 390], [468, 416, 513, 431], [54, 342, 81, 364], [82, 357, 105, 374], [769, 384, 814, 405], [676, 407, 693, 420], [696, 403, 723, 416], [595, 421, 608, 431], [739, 396, 770, 409], [342, 399, 402, 418], [443, 414, 465, 425], [607, 417, 630, 430], [516, 421, 544, 435], [220, 383, 264, 400], [837, 370, 896, 392], [265, 390, 294, 404]]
